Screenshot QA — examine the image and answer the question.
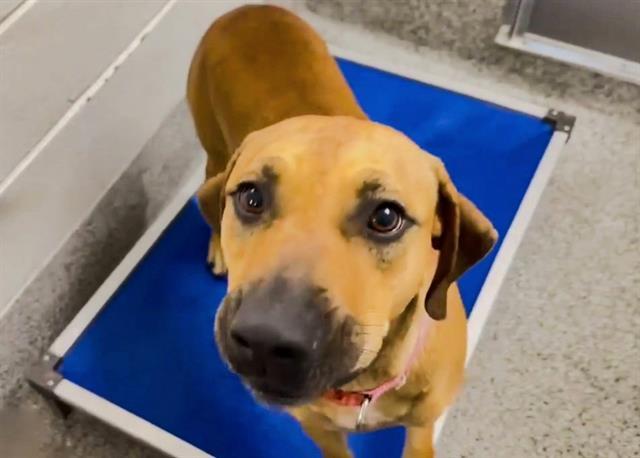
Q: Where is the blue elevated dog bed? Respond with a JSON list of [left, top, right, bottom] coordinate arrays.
[[32, 56, 570, 458]]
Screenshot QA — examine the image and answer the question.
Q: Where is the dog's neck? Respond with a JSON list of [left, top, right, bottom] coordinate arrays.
[[322, 296, 432, 421], [350, 295, 428, 391]]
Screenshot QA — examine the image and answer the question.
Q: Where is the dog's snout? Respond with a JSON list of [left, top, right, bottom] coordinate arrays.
[[230, 318, 311, 372], [220, 275, 335, 402]]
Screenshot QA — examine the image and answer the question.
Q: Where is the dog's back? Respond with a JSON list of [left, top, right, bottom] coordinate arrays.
[[187, 5, 365, 176]]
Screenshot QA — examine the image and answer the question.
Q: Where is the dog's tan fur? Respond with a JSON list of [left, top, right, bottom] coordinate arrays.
[[187, 5, 497, 457]]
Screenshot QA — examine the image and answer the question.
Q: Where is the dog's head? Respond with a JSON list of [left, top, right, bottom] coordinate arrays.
[[199, 116, 497, 406]]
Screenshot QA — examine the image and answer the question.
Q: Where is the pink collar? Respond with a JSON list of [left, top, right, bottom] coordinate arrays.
[[323, 314, 432, 429]]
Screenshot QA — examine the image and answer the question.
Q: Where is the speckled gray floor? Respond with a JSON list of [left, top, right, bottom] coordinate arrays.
[[2, 0, 639, 457]]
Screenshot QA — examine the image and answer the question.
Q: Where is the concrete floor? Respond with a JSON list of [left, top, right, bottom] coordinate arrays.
[[1, 0, 638, 457]]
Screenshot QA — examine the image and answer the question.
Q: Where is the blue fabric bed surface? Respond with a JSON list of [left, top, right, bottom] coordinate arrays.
[[58, 59, 553, 457]]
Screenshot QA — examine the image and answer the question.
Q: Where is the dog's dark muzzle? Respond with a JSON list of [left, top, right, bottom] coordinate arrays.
[[215, 275, 358, 405]]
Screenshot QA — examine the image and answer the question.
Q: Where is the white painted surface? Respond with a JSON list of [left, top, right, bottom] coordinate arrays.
[[0, 0, 178, 197], [0, 0, 25, 23], [0, 0, 244, 318], [0, 0, 166, 183]]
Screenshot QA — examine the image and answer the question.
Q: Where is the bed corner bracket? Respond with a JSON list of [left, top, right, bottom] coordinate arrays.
[[26, 352, 72, 418], [543, 109, 576, 141]]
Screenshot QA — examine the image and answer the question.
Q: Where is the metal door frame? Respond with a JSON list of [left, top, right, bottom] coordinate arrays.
[[496, 0, 640, 85]]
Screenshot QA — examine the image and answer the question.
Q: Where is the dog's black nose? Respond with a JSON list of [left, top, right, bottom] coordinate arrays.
[[229, 320, 310, 374], [223, 276, 332, 399]]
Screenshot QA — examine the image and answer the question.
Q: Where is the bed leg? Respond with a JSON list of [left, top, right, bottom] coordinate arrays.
[[26, 352, 73, 418]]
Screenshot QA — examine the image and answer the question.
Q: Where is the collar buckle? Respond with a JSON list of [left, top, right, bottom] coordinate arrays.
[[355, 394, 373, 431]]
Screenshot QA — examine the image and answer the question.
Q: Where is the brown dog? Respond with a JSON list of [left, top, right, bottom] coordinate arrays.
[[187, 5, 497, 458]]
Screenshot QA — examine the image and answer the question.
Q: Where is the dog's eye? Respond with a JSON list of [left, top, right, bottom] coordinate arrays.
[[368, 202, 405, 234], [235, 183, 264, 215]]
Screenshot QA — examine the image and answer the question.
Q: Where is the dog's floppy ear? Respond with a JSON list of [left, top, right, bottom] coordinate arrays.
[[196, 150, 242, 234], [425, 161, 498, 320]]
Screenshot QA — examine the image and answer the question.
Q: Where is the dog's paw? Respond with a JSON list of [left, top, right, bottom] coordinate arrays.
[[206, 260, 227, 277], [207, 236, 227, 277]]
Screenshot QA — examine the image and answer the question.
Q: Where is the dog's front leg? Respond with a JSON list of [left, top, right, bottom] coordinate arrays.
[[302, 423, 352, 458], [196, 172, 227, 276], [403, 424, 435, 458], [291, 410, 352, 458]]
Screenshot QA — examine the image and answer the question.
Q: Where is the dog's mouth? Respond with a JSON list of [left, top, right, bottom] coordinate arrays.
[[241, 362, 367, 407], [253, 388, 306, 406], [248, 379, 315, 406]]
